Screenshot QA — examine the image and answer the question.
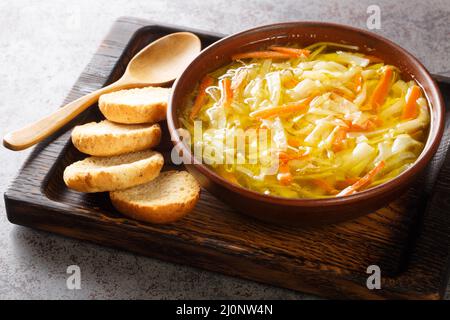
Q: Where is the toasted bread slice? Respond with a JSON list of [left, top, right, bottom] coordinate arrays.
[[71, 120, 161, 156], [110, 171, 200, 224], [98, 87, 171, 124], [64, 150, 164, 193]]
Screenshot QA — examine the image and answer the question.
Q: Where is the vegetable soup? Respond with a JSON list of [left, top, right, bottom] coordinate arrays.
[[179, 42, 430, 198]]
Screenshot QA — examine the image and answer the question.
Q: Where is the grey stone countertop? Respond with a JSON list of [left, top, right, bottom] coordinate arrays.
[[0, 0, 449, 299]]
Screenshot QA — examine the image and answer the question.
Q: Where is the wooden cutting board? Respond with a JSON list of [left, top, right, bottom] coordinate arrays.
[[4, 17, 450, 299]]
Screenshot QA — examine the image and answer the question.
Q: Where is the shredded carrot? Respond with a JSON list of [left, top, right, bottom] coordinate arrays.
[[312, 179, 338, 195], [348, 120, 374, 132], [277, 150, 309, 186], [287, 137, 303, 147], [346, 177, 360, 184], [332, 127, 348, 152], [277, 172, 293, 186], [190, 75, 214, 119], [249, 96, 314, 119], [277, 153, 293, 186], [401, 85, 421, 119], [269, 46, 311, 58], [348, 116, 381, 132], [219, 78, 233, 108], [284, 78, 299, 89], [369, 66, 393, 111], [279, 150, 309, 162], [278, 151, 290, 162], [231, 70, 247, 93], [373, 116, 383, 127], [337, 161, 385, 196], [354, 73, 363, 93], [232, 51, 293, 60]]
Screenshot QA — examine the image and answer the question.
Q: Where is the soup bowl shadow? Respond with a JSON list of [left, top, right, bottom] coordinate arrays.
[[167, 22, 445, 226]]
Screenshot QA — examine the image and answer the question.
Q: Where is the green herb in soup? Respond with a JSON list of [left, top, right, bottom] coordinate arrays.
[[179, 42, 430, 198]]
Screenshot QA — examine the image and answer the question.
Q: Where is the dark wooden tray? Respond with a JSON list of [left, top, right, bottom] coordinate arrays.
[[4, 17, 450, 300]]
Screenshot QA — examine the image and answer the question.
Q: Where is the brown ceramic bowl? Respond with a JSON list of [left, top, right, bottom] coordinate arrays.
[[168, 22, 445, 226]]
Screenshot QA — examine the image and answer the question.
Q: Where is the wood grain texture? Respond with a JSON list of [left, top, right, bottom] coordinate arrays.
[[4, 17, 450, 299]]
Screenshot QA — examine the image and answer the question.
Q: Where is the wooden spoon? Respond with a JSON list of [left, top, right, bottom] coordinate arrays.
[[3, 32, 201, 151]]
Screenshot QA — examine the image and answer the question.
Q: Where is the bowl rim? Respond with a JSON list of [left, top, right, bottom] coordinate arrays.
[[167, 21, 445, 207]]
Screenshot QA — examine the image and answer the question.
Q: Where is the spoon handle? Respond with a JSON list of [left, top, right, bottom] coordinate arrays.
[[3, 81, 128, 151]]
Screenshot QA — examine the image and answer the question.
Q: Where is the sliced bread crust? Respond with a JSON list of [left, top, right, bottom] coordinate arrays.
[[110, 171, 200, 224], [99, 87, 171, 124], [63, 150, 164, 193], [71, 120, 161, 156]]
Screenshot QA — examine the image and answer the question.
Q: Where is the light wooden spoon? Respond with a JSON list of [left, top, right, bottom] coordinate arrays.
[[3, 32, 201, 151]]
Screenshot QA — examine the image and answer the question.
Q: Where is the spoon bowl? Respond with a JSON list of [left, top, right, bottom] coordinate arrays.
[[127, 32, 201, 84]]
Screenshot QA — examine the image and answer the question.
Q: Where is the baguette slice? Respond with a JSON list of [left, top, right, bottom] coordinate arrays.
[[64, 150, 164, 193], [99, 87, 171, 124], [71, 120, 161, 156], [110, 171, 200, 224]]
